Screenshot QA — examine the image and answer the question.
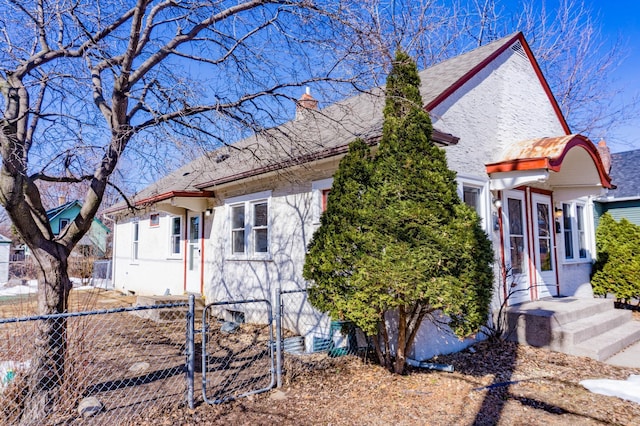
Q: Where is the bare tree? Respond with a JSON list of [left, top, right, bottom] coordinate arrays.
[[462, 0, 634, 140], [348, 0, 634, 140], [0, 0, 363, 420]]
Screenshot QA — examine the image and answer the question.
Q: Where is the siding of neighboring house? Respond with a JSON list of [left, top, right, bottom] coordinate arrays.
[[0, 235, 10, 283], [48, 201, 111, 257], [595, 149, 640, 228]]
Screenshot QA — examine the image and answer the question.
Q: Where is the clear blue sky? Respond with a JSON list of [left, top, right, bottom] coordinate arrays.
[[587, 0, 640, 152]]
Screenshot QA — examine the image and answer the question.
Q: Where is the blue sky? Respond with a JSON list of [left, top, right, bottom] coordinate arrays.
[[586, 0, 640, 152]]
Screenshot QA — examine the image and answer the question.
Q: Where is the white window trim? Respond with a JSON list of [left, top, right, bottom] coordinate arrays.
[[131, 220, 140, 263], [456, 174, 489, 234], [560, 200, 593, 264], [311, 178, 333, 225], [226, 191, 272, 260], [168, 216, 183, 259]]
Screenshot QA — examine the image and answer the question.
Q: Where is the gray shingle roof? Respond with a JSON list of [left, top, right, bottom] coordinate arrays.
[[605, 149, 640, 200], [109, 33, 522, 211]]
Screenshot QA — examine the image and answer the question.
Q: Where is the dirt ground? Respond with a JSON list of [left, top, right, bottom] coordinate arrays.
[[131, 315, 640, 426], [4, 289, 640, 425]]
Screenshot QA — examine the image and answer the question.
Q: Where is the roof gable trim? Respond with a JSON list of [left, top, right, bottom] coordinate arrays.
[[426, 33, 571, 135]]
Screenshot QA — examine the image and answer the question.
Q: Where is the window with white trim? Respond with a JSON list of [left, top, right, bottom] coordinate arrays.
[[463, 186, 481, 216], [456, 176, 488, 231], [170, 216, 182, 256], [132, 221, 139, 261], [227, 191, 271, 258], [562, 202, 589, 261]]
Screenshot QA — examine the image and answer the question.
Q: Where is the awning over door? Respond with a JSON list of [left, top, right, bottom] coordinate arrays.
[[485, 135, 613, 201]]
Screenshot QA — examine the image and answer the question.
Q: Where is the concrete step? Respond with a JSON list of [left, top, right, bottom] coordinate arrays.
[[549, 309, 632, 351], [571, 321, 640, 361], [507, 297, 614, 328]]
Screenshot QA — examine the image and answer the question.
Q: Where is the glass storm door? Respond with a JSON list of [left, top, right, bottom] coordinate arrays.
[[185, 212, 201, 294], [532, 193, 557, 298], [503, 190, 531, 304]]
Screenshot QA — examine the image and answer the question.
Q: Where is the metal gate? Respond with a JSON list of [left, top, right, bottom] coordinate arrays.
[[201, 299, 275, 404]]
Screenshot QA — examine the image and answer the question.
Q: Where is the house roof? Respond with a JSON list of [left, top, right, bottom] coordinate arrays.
[[106, 32, 567, 213], [600, 149, 640, 201], [46, 200, 82, 221], [47, 200, 111, 233]]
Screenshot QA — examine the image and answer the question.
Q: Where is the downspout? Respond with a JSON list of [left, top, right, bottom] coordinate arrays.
[[183, 209, 188, 293], [102, 212, 117, 291], [200, 211, 205, 294]]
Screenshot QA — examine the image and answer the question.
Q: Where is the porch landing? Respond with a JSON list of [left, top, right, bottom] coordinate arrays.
[[505, 297, 640, 362]]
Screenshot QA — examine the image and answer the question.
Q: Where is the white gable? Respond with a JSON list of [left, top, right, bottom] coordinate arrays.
[[431, 41, 566, 177]]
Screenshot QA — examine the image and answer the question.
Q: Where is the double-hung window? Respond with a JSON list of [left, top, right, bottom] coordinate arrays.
[[170, 216, 182, 256], [132, 221, 139, 261], [228, 191, 271, 258], [456, 176, 488, 231], [562, 201, 589, 261]]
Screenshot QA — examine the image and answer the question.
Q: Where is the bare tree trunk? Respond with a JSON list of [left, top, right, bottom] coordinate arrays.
[[20, 248, 71, 424], [378, 319, 392, 370], [394, 305, 407, 374]]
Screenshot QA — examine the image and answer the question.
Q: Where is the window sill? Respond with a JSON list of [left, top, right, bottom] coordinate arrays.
[[227, 254, 273, 262], [561, 259, 591, 265]]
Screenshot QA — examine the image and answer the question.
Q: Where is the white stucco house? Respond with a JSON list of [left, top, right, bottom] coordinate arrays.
[[104, 33, 612, 360]]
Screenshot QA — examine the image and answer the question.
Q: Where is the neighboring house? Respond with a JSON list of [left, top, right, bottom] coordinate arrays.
[[47, 200, 111, 257], [104, 32, 612, 360], [594, 148, 640, 227], [0, 234, 10, 283]]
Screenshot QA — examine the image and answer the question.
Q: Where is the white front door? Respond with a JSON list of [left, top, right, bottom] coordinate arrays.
[[503, 190, 531, 304], [185, 212, 202, 294], [531, 193, 557, 298]]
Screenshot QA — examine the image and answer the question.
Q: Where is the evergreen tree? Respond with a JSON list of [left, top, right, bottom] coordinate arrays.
[[592, 214, 640, 303], [304, 51, 494, 374]]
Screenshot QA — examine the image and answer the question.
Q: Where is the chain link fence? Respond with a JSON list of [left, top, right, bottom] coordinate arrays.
[[91, 260, 113, 290], [275, 288, 365, 379], [201, 299, 275, 404], [0, 301, 193, 425], [0, 287, 366, 423]]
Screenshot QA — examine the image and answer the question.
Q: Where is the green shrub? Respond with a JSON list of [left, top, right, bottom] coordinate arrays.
[[592, 213, 640, 303]]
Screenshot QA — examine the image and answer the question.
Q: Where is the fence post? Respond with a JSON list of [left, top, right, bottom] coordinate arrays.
[[187, 294, 195, 409], [275, 284, 283, 388]]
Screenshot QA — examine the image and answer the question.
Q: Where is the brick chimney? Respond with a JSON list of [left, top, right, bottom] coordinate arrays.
[[295, 87, 318, 120], [597, 139, 612, 173]]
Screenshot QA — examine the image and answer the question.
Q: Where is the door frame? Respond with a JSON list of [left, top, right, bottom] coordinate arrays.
[[184, 211, 204, 294], [501, 189, 532, 305], [530, 191, 559, 299]]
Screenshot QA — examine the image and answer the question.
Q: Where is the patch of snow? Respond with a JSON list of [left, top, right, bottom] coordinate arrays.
[[0, 280, 37, 297], [580, 375, 640, 404]]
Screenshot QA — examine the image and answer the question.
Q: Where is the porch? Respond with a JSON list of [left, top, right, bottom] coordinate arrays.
[[505, 297, 640, 362]]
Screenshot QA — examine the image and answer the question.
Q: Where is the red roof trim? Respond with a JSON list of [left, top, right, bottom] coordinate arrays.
[[485, 135, 613, 188], [426, 33, 571, 135], [134, 191, 214, 206], [104, 190, 214, 214]]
